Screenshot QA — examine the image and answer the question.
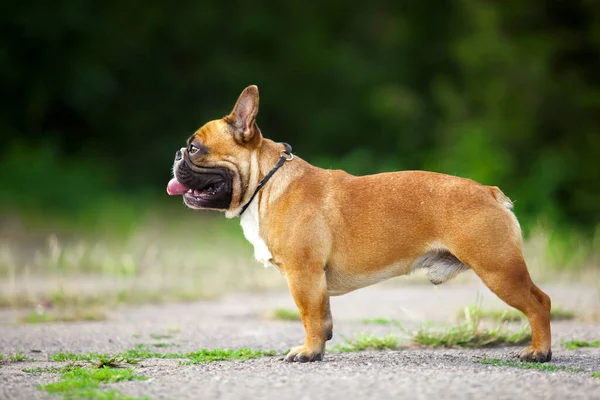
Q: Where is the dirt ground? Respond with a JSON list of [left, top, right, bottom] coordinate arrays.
[[1, 280, 600, 399]]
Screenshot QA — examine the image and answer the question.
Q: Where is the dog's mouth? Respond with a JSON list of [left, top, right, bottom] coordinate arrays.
[[167, 166, 233, 210], [167, 178, 226, 199]]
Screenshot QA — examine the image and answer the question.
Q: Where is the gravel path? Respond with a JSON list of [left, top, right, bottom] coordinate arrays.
[[1, 281, 599, 399]]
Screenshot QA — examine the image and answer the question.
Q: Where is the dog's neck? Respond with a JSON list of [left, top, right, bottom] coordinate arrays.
[[254, 139, 307, 209], [256, 139, 288, 174], [226, 138, 306, 219]]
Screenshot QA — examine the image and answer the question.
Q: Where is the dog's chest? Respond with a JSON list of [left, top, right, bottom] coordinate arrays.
[[240, 198, 276, 269]]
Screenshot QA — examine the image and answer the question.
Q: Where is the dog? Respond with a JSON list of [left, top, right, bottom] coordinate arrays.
[[167, 85, 552, 363]]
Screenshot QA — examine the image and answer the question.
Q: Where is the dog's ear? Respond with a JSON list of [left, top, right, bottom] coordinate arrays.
[[227, 85, 260, 144]]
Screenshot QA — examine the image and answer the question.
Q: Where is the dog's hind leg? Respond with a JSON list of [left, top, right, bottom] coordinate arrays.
[[453, 242, 552, 362]]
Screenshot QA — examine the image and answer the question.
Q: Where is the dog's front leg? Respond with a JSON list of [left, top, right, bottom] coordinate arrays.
[[283, 265, 332, 362]]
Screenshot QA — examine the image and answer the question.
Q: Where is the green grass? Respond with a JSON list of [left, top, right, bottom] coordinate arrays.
[[361, 317, 402, 326], [181, 348, 277, 365], [459, 305, 576, 323], [9, 350, 30, 362], [335, 333, 401, 352], [479, 358, 584, 372], [149, 333, 174, 340], [51, 349, 175, 363], [39, 366, 148, 400], [51, 352, 109, 362], [413, 304, 531, 348], [272, 308, 301, 321], [50, 346, 277, 365], [91, 355, 141, 368], [563, 339, 600, 350], [412, 324, 531, 348], [23, 364, 82, 374], [547, 307, 576, 321], [22, 308, 107, 324], [50, 353, 141, 369], [120, 346, 184, 360], [150, 343, 178, 348], [593, 372, 600, 379]]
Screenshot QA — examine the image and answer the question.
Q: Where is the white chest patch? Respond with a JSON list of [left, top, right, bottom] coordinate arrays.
[[240, 197, 276, 268]]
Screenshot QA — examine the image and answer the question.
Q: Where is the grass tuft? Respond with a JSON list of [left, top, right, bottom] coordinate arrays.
[[412, 324, 531, 348], [122, 346, 177, 360], [91, 355, 140, 368], [548, 307, 576, 321], [39, 366, 148, 399], [272, 308, 301, 321], [479, 358, 584, 372], [50, 352, 107, 362], [413, 304, 531, 348], [151, 343, 178, 348], [149, 333, 174, 340], [22, 308, 107, 324], [335, 333, 401, 352], [181, 348, 277, 365], [23, 364, 82, 374], [460, 305, 576, 323], [165, 326, 181, 334], [361, 317, 402, 326], [563, 339, 600, 350], [51, 349, 155, 363], [9, 350, 30, 362], [593, 372, 600, 379]]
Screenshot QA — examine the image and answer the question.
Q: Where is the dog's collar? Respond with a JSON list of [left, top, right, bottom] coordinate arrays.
[[238, 143, 293, 216]]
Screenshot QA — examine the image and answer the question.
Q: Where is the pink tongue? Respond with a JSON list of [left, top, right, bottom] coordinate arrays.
[[167, 178, 190, 195]]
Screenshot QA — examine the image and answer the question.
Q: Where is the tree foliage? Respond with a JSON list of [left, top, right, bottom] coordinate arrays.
[[1, 0, 599, 230]]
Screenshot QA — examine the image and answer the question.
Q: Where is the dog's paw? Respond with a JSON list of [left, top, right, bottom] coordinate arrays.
[[518, 346, 552, 363], [284, 345, 323, 363]]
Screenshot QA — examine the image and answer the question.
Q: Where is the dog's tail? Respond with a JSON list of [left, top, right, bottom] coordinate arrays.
[[488, 186, 513, 210], [488, 185, 522, 240]]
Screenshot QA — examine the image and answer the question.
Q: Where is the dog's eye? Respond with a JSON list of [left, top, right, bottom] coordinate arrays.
[[188, 144, 199, 154]]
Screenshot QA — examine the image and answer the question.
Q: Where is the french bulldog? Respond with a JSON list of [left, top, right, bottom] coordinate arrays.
[[167, 85, 552, 363]]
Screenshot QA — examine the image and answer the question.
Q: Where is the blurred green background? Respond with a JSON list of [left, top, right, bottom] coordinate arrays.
[[2, 0, 600, 232], [1, 0, 599, 313]]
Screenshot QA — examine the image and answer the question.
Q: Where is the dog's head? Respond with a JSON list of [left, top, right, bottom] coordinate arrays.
[[167, 85, 263, 213]]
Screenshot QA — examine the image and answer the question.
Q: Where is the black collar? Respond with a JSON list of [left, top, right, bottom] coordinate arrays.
[[239, 143, 293, 216]]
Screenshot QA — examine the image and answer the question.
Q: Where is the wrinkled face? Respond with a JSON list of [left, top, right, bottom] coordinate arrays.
[[167, 85, 262, 212]]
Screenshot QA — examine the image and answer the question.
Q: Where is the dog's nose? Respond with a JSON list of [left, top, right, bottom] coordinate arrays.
[[175, 150, 182, 161]]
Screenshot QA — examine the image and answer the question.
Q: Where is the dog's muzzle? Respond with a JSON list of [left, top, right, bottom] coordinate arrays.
[[167, 148, 233, 210]]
